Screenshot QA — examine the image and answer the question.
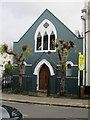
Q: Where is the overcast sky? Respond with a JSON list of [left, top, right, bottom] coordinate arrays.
[[0, 0, 84, 46]]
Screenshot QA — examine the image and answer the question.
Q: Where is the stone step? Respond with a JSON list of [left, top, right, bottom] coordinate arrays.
[[36, 90, 47, 97]]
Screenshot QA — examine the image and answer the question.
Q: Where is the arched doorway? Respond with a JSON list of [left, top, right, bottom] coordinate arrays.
[[39, 64, 50, 90], [33, 59, 55, 90]]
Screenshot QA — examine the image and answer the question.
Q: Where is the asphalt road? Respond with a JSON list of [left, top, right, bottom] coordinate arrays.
[[2, 101, 89, 119]]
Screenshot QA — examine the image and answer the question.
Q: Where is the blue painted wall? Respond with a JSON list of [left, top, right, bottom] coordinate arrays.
[[13, 9, 83, 94]]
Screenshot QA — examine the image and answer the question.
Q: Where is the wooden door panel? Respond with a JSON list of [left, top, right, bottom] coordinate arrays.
[[39, 65, 50, 90]]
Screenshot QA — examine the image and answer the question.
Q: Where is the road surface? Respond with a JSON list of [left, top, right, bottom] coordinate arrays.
[[2, 101, 89, 119]]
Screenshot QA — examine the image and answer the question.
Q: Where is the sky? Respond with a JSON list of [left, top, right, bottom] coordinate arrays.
[[0, 0, 85, 46]]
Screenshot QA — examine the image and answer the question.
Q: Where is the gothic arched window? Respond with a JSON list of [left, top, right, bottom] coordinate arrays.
[[66, 64, 72, 76], [35, 19, 57, 52], [37, 32, 42, 50], [50, 31, 55, 50], [43, 31, 48, 50]]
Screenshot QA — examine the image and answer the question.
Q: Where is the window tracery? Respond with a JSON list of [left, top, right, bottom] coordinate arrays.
[[35, 19, 57, 52]]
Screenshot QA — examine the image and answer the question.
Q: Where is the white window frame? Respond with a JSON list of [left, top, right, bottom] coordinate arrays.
[[66, 61, 73, 77], [66, 64, 72, 77], [34, 19, 57, 53]]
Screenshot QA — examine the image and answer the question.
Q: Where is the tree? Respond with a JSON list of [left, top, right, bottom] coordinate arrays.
[[0, 44, 31, 90], [52, 39, 78, 95], [5, 61, 13, 75]]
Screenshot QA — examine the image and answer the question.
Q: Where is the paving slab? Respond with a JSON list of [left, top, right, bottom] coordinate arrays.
[[0, 93, 89, 108]]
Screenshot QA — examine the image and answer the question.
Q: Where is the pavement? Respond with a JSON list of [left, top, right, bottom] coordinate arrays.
[[0, 93, 90, 108]]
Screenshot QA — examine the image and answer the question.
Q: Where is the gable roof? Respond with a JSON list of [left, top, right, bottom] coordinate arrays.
[[44, 9, 81, 39], [14, 9, 81, 43]]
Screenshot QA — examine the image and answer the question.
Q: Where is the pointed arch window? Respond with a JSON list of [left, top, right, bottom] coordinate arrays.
[[50, 31, 55, 50], [35, 19, 57, 52], [43, 31, 48, 50], [37, 32, 42, 50], [66, 64, 72, 76]]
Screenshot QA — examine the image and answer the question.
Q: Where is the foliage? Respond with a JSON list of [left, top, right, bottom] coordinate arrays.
[[5, 61, 13, 75], [52, 39, 78, 95], [0, 43, 31, 90], [0, 44, 8, 54], [0, 43, 31, 61], [53, 39, 78, 68]]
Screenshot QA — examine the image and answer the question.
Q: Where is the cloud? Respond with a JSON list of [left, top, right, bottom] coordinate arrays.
[[1, 3, 38, 45], [0, 0, 84, 2], [1, 1, 84, 46]]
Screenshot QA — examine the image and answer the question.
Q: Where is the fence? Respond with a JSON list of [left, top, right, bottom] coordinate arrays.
[[2, 74, 32, 93]]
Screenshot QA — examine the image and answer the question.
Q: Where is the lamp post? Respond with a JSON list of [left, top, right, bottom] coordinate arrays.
[[81, 8, 87, 87], [78, 8, 88, 98]]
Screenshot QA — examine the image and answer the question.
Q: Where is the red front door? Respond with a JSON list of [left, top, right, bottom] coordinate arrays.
[[39, 64, 50, 90]]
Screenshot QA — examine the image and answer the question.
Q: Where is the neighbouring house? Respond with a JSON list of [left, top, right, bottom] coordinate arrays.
[[13, 9, 84, 95], [0, 53, 13, 78], [80, 0, 90, 94]]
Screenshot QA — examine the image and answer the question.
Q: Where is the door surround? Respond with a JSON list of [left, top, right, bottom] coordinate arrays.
[[39, 64, 50, 90], [33, 59, 55, 90]]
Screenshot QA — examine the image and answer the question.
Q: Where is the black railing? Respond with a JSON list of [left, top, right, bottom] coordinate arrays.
[[2, 74, 32, 93]]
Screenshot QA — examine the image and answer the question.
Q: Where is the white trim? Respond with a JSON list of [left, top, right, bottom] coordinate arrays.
[[14, 64, 32, 67], [57, 61, 78, 67], [66, 61, 78, 67], [23, 61, 27, 66], [23, 61, 32, 66], [57, 76, 78, 79], [34, 19, 57, 53], [33, 59, 55, 75], [66, 61, 72, 77], [73, 65, 78, 67], [25, 64, 32, 67], [33, 59, 55, 90], [66, 61, 74, 66], [78, 70, 80, 86], [66, 76, 78, 79], [14, 64, 18, 66]]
